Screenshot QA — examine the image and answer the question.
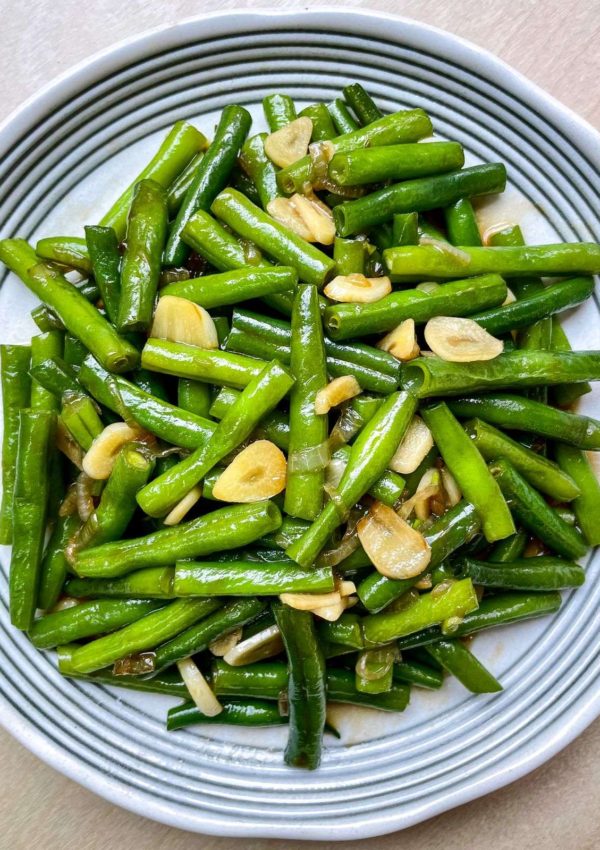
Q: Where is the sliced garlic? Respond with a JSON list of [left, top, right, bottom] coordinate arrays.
[[414, 467, 442, 521], [424, 316, 504, 362], [264, 116, 313, 167], [357, 501, 431, 580], [388, 416, 434, 475], [312, 595, 355, 622], [212, 440, 287, 502], [377, 318, 420, 361], [502, 287, 517, 306], [267, 193, 335, 244], [209, 627, 243, 657], [163, 485, 202, 526], [324, 273, 392, 303], [279, 591, 342, 610], [338, 580, 356, 597], [315, 375, 361, 415], [151, 295, 218, 349], [82, 422, 142, 480], [176, 657, 222, 716], [223, 624, 284, 666], [441, 467, 462, 507]]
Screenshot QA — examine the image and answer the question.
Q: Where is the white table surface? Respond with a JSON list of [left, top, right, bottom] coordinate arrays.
[[1, 2, 599, 848]]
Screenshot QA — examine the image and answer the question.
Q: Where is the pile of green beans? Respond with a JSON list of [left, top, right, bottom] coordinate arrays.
[[1, 82, 599, 772]]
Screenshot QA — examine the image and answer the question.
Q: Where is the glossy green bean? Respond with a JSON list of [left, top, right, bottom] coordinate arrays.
[[335, 164, 506, 236], [459, 556, 585, 590], [60, 393, 103, 450], [425, 640, 502, 693], [0, 345, 31, 543], [329, 142, 464, 186], [491, 459, 588, 559], [330, 445, 405, 506], [324, 273, 507, 340], [84, 226, 121, 324], [168, 698, 287, 730], [29, 356, 80, 400], [488, 528, 528, 563], [333, 237, 366, 275], [342, 83, 384, 125], [164, 106, 252, 267], [0, 241, 139, 373], [137, 360, 293, 516], [207, 386, 289, 452], [35, 236, 91, 274], [550, 317, 591, 407], [181, 209, 269, 271], [66, 567, 174, 599], [328, 99, 360, 133], [59, 654, 189, 697], [30, 332, 63, 412], [38, 513, 80, 610], [393, 660, 443, 690], [287, 391, 417, 567], [554, 443, 600, 546], [141, 338, 266, 389], [444, 198, 482, 246], [74, 501, 282, 578], [240, 134, 282, 209], [161, 266, 297, 307], [263, 94, 296, 130], [299, 104, 337, 141], [165, 151, 206, 215], [173, 560, 334, 596]]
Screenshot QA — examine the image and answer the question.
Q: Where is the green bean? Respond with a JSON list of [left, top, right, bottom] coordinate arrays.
[[165, 151, 206, 215], [285, 285, 329, 520], [403, 351, 600, 399], [153, 598, 264, 672], [116, 179, 168, 332], [30, 333, 62, 414], [182, 209, 269, 271], [422, 403, 514, 542], [66, 597, 220, 674], [273, 601, 326, 769], [0, 242, 139, 373], [384, 243, 600, 282], [287, 390, 417, 567], [469, 277, 594, 335], [466, 418, 580, 501], [173, 560, 334, 596], [161, 266, 297, 307], [447, 394, 600, 450], [71, 446, 154, 556], [392, 212, 420, 247], [554, 443, 600, 546], [84, 225, 122, 324], [177, 378, 211, 419], [548, 318, 591, 408], [0, 345, 31, 543], [357, 500, 481, 612], [491, 459, 587, 559], [58, 653, 189, 697], [31, 304, 65, 332], [207, 386, 289, 451], [329, 142, 464, 186], [100, 121, 207, 240], [330, 445, 405, 506], [263, 94, 296, 130], [30, 599, 164, 649], [141, 338, 266, 389], [444, 198, 482, 246], [333, 237, 366, 275], [425, 640, 502, 693], [168, 698, 286, 731], [137, 361, 293, 517], [38, 513, 80, 610], [36, 237, 92, 274], [299, 104, 337, 141], [63, 334, 88, 368], [325, 273, 507, 340], [459, 556, 585, 590], [74, 500, 281, 578], [225, 308, 401, 394], [10, 410, 55, 629], [328, 98, 359, 133], [393, 660, 443, 690], [488, 528, 528, 563], [211, 188, 336, 287], [318, 613, 364, 651], [240, 134, 282, 209], [164, 106, 252, 267], [335, 164, 506, 236], [277, 109, 433, 194], [362, 578, 479, 645], [211, 659, 288, 698], [66, 567, 175, 599], [342, 83, 384, 125], [61, 393, 103, 450], [79, 355, 215, 449]]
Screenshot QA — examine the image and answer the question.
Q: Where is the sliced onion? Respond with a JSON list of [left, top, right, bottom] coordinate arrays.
[[317, 532, 359, 568], [209, 627, 243, 657], [325, 455, 347, 491], [176, 657, 222, 716], [56, 419, 84, 469], [76, 471, 98, 522], [441, 615, 464, 634], [441, 467, 462, 507], [113, 652, 156, 676], [357, 501, 431, 580], [58, 482, 79, 517], [223, 624, 284, 666], [322, 483, 350, 521], [329, 404, 363, 451], [419, 236, 471, 265], [287, 440, 330, 474]]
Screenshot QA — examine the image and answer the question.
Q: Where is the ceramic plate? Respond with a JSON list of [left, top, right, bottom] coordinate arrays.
[[1, 9, 599, 840]]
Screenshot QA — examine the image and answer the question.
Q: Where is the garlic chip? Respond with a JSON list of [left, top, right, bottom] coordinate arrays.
[[264, 116, 313, 167], [377, 318, 420, 361], [388, 416, 434, 475], [315, 376, 361, 415], [151, 295, 218, 349], [357, 501, 431, 580], [324, 273, 392, 303], [424, 316, 503, 362], [212, 440, 287, 502], [82, 423, 142, 480]]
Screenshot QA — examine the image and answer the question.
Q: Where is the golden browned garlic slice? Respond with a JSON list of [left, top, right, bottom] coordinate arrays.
[[424, 316, 504, 362], [279, 591, 342, 611], [377, 318, 420, 361], [314, 375, 361, 415], [311, 595, 355, 622], [388, 416, 434, 474], [209, 627, 243, 657], [324, 273, 392, 303], [264, 116, 313, 167], [163, 485, 202, 526], [223, 624, 284, 666], [212, 440, 287, 502], [357, 501, 431, 580], [151, 295, 218, 349], [267, 194, 335, 244], [176, 657, 222, 716], [82, 422, 142, 480]]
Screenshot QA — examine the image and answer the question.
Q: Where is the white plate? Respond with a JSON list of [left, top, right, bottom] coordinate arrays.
[[1, 9, 599, 840]]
